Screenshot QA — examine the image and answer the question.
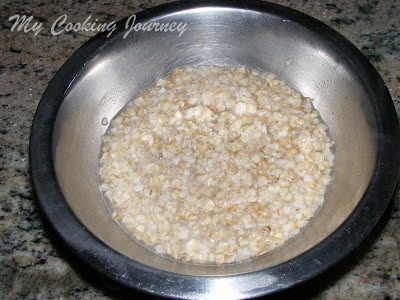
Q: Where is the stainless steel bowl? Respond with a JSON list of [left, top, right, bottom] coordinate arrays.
[[30, 0, 400, 299]]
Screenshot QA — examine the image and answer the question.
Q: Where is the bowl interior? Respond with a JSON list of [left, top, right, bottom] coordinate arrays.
[[52, 7, 377, 276]]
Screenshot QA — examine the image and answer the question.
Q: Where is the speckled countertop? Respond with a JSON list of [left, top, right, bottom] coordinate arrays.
[[0, 0, 399, 299]]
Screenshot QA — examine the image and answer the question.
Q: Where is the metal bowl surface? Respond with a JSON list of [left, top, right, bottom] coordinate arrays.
[[30, 0, 400, 298]]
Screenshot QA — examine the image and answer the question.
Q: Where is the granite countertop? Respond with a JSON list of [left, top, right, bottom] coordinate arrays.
[[0, 0, 399, 299]]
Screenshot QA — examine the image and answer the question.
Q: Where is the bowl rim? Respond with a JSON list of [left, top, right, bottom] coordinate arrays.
[[30, 0, 400, 298]]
